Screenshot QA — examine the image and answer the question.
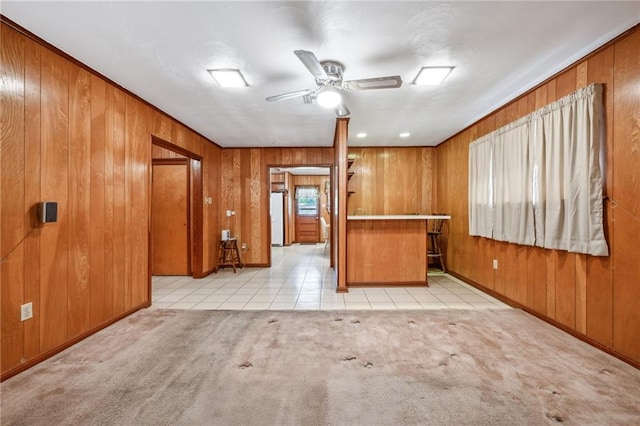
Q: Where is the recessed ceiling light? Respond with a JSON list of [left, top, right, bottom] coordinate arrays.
[[399, 132, 410, 138], [412, 67, 454, 86], [208, 69, 249, 87], [356, 132, 367, 138], [317, 90, 342, 108]]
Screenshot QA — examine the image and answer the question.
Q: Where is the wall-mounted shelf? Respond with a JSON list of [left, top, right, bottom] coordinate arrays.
[[347, 157, 356, 195], [271, 172, 285, 192], [271, 182, 285, 192]]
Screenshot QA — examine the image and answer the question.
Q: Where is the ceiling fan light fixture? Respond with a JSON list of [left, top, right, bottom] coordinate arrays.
[[317, 90, 342, 108], [208, 69, 249, 87], [412, 67, 454, 86]]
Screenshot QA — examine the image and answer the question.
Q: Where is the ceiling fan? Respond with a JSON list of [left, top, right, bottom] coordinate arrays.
[[265, 50, 402, 117]]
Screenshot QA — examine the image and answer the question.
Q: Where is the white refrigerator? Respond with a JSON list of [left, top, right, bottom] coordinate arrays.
[[270, 192, 284, 246]]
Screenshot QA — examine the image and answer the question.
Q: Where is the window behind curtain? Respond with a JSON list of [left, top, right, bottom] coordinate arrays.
[[295, 186, 319, 216], [468, 83, 608, 256]]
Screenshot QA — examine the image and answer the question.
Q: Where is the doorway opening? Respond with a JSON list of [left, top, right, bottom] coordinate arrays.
[[269, 166, 331, 264], [150, 137, 204, 284]]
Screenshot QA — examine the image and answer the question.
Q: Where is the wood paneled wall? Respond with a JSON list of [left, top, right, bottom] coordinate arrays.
[[348, 147, 437, 216], [220, 148, 334, 266], [435, 27, 640, 365], [202, 143, 221, 274], [0, 22, 221, 378]]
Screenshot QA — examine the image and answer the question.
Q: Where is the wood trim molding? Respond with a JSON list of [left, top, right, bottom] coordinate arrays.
[[329, 169, 334, 268], [348, 281, 428, 287], [0, 15, 222, 150], [196, 266, 217, 278], [0, 302, 150, 382], [152, 136, 203, 160], [151, 158, 189, 165], [191, 158, 203, 277], [448, 271, 640, 370], [186, 161, 193, 275]]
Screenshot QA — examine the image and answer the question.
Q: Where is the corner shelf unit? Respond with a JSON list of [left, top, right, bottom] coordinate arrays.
[[347, 157, 355, 196], [271, 172, 286, 193]]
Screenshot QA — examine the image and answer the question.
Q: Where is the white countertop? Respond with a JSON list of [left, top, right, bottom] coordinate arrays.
[[347, 215, 451, 220]]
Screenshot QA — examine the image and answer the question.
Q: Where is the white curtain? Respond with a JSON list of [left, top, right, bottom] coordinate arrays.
[[534, 84, 608, 255], [295, 187, 319, 199], [493, 120, 535, 245], [468, 136, 493, 238], [468, 83, 608, 256]]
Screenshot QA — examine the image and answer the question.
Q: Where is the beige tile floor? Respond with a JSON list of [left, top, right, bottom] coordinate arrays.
[[151, 243, 510, 311]]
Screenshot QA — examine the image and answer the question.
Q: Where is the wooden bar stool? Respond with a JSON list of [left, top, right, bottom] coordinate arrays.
[[218, 238, 244, 273], [427, 215, 446, 273]]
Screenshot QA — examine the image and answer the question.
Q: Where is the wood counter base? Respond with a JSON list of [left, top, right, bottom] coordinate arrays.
[[346, 219, 427, 286]]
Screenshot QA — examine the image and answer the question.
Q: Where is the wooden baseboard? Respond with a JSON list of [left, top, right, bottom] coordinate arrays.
[[0, 301, 151, 382], [447, 271, 640, 370], [348, 281, 428, 287], [195, 266, 216, 278]]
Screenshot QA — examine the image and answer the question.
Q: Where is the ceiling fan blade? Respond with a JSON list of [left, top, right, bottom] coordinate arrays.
[[335, 103, 350, 117], [343, 76, 402, 91], [294, 50, 329, 81], [265, 89, 314, 102]]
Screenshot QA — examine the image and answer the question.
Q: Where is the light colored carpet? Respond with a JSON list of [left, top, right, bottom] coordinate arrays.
[[2, 309, 639, 425]]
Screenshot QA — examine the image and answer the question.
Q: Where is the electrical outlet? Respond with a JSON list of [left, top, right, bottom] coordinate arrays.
[[241, 242, 248, 251], [226, 210, 232, 217], [21, 302, 33, 321], [492, 259, 498, 270]]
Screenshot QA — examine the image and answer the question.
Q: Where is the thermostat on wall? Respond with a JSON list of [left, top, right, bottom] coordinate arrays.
[[38, 202, 58, 223]]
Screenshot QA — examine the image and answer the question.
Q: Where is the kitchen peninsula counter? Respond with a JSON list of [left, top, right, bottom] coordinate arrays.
[[346, 215, 450, 287]]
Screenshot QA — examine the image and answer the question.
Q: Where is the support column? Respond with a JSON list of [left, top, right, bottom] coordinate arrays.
[[333, 118, 349, 292]]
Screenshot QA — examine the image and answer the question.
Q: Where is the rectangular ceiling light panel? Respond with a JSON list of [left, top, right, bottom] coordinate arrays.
[[413, 67, 454, 86], [208, 69, 249, 87]]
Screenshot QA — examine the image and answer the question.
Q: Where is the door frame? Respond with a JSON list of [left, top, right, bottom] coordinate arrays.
[[266, 164, 333, 268], [149, 137, 204, 298]]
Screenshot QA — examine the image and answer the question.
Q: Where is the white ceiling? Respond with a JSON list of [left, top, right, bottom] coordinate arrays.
[[2, 2, 638, 148]]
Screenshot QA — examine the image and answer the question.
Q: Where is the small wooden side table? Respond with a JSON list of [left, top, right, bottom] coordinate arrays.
[[218, 238, 244, 273]]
